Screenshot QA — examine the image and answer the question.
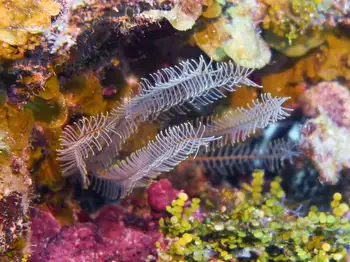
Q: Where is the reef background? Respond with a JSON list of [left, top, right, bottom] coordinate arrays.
[[0, 0, 350, 261]]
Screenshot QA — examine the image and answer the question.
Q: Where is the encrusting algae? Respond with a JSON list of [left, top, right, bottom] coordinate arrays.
[[0, 104, 34, 259]]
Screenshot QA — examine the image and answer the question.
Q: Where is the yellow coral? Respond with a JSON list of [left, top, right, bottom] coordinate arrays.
[[261, 52, 316, 104], [146, 0, 203, 31], [223, 16, 271, 69], [29, 127, 66, 191], [229, 85, 258, 108], [202, 1, 222, 18], [263, 0, 329, 45], [264, 29, 326, 57], [316, 34, 350, 82], [26, 74, 67, 128], [0, 104, 33, 257], [261, 32, 350, 103], [0, 104, 34, 153], [39, 75, 60, 100], [193, 18, 230, 61], [62, 74, 106, 116], [27, 94, 68, 128], [0, 0, 61, 59]]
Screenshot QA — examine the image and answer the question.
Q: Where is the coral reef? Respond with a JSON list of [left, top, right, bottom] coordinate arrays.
[[29, 206, 161, 262], [0, 0, 349, 260], [0, 0, 177, 95], [261, 33, 350, 105], [146, 0, 203, 31], [222, 0, 271, 69]]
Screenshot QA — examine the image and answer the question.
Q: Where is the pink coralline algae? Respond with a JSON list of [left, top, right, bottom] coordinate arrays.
[[29, 208, 62, 260], [29, 206, 161, 262], [147, 178, 180, 215], [29, 179, 181, 261], [300, 81, 350, 184], [301, 81, 350, 127]]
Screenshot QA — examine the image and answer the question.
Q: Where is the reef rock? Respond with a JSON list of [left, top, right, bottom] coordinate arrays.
[[300, 81, 350, 183]]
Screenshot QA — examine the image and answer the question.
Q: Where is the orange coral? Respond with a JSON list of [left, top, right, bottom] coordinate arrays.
[[193, 18, 230, 61], [315, 34, 350, 82], [202, 1, 222, 18], [0, 0, 61, 60], [230, 85, 258, 108], [262, 57, 312, 105], [30, 128, 66, 191], [262, 33, 350, 104], [62, 73, 106, 116]]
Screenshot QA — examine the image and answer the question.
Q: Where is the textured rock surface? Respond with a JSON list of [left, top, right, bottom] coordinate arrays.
[[301, 81, 350, 183]]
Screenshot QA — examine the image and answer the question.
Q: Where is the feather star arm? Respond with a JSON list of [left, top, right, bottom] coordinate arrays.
[[57, 56, 260, 182], [203, 93, 292, 149], [89, 122, 218, 199]]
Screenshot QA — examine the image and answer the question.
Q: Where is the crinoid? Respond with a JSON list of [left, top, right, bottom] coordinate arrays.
[[58, 55, 293, 199], [90, 123, 217, 199], [197, 93, 293, 150], [189, 138, 299, 177]]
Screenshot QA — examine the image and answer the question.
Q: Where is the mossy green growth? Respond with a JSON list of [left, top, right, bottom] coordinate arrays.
[[263, 0, 334, 45], [157, 170, 350, 261], [21, 253, 31, 262], [3, 237, 28, 261]]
